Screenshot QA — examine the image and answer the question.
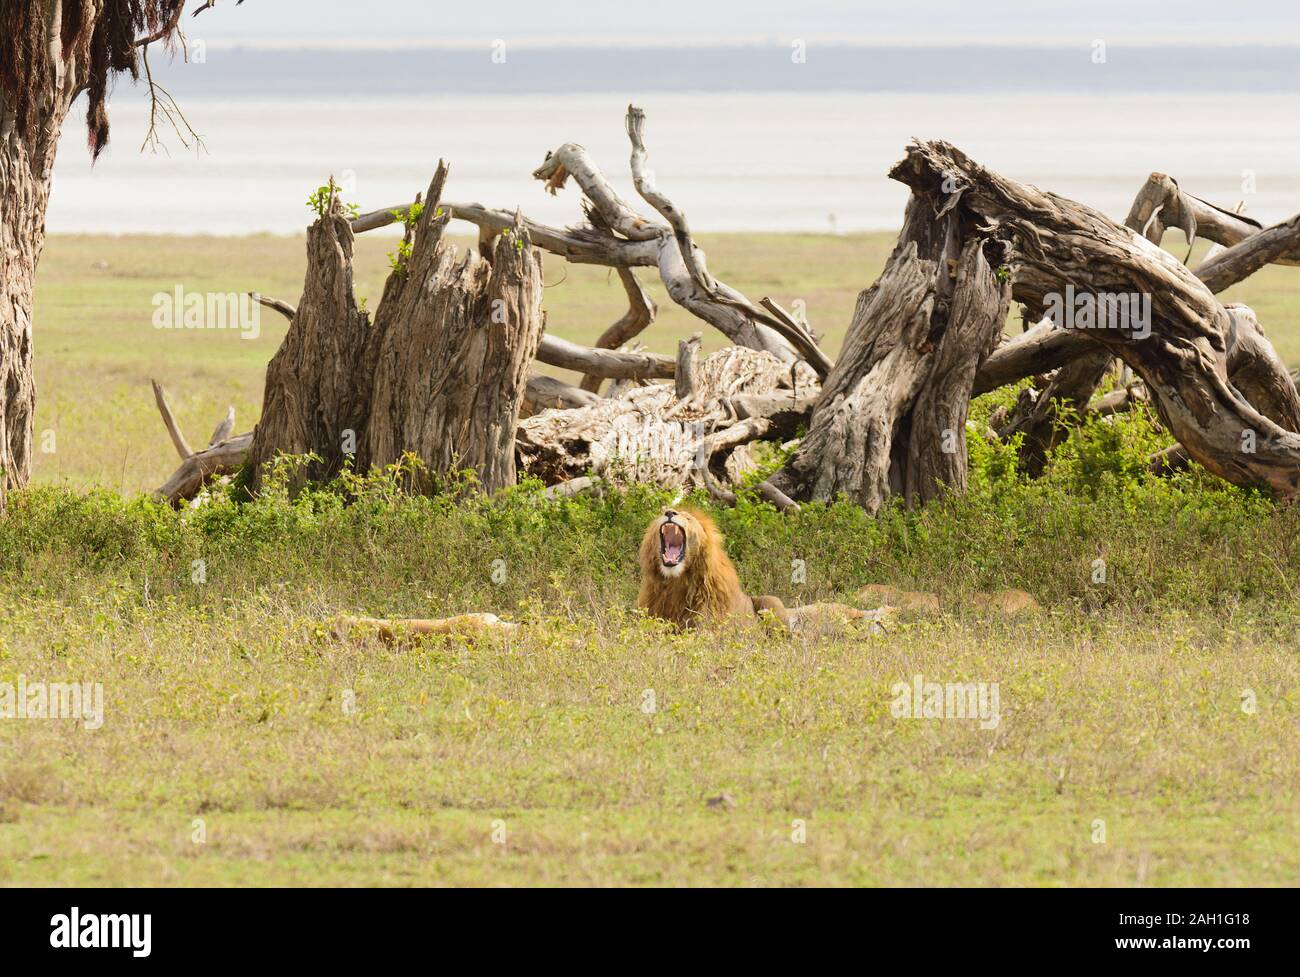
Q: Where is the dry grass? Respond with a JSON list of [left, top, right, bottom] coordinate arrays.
[[2, 598, 1295, 886]]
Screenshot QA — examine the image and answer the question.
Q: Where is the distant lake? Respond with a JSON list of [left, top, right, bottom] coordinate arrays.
[[47, 46, 1300, 235]]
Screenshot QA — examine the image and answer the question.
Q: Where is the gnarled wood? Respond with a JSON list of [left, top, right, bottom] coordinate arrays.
[[517, 348, 808, 488], [1197, 213, 1300, 293], [898, 141, 1300, 497], [771, 192, 1010, 511], [1126, 171, 1299, 266]]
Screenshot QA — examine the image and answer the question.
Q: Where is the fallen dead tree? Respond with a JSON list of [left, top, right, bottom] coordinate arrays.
[[877, 141, 1300, 497], [517, 345, 816, 489], [990, 171, 1300, 470], [151, 115, 1300, 511]]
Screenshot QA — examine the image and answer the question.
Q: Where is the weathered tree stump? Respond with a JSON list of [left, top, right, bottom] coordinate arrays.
[[247, 186, 374, 491], [364, 199, 544, 493], [246, 163, 544, 495], [770, 193, 1010, 511]]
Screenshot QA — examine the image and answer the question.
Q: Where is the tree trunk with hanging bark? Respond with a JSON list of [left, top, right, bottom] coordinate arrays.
[[0, 2, 81, 505], [1, 1, 237, 505]]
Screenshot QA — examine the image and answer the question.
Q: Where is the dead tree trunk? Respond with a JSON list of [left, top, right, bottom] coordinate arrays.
[[894, 141, 1300, 497], [1126, 172, 1300, 267], [364, 200, 544, 493], [247, 185, 375, 491], [361, 106, 832, 380], [244, 163, 544, 496], [770, 193, 1010, 511]]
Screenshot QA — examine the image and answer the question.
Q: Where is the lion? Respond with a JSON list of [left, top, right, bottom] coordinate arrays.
[[637, 507, 890, 634], [637, 507, 789, 628]]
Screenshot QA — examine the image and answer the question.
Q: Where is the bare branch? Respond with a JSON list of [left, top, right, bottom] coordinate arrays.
[[151, 379, 193, 460], [675, 332, 701, 401], [535, 333, 674, 381], [250, 292, 296, 321], [579, 268, 657, 392]]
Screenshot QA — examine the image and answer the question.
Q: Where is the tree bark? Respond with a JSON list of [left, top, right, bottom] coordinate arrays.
[[0, 2, 80, 504], [0, 116, 47, 504], [246, 164, 545, 496], [363, 213, 544, 493], [770, 192, 1010, 511]]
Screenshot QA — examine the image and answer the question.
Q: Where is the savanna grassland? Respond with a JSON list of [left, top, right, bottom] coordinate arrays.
[[0, 231, 1297, 886]]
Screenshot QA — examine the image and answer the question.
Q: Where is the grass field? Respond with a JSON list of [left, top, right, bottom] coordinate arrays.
[[2, 231, 1297, 887]]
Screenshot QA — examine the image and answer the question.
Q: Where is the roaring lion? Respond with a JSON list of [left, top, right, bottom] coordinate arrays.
[[638, 507, 885, 633]]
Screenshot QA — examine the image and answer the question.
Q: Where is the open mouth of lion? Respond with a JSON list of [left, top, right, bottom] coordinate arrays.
[[660, 521, 687, 567]]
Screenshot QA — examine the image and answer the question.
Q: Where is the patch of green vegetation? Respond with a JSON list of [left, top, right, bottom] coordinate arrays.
[[306, 182, 360, 221]]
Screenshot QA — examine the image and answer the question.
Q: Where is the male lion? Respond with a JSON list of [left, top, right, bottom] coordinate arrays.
[[637, 507, 790, 629], [638, 507, 887, 633]]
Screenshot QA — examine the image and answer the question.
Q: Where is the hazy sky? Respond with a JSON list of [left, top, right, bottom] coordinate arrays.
[[191, 0, 1300, 47]]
